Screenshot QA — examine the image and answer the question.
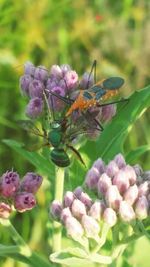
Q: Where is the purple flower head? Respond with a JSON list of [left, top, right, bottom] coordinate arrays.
[[103, 208, 117, 227], [0, 202, 12, 219], [100, 104, 116, 123], [119, 201, 135, 222], [50, 200, 62, 220], [60, 207, 72, 224], [89, 200, 105, 221], [113, 169, 130, 194], [114, 153, 126, 169], [105, 185, 122, 211], [29, 79, 44, 98], [81, 215, 100, 242], [46, 78, 58, 91], [80, 72, 94, 90], [26, 97, 43, 118], [21, 172, 43, 194], [135, 196, 149, 220], [14, 192, 36, 212], [24, 61, 35, 76], [50, 65, 62, 79], [48, 86, 66, 111], [71, 199, 86, 219], [63, 191, 75, 208], [97, 173, 112, 196], [85, 167, 100, 190], [34, 65, 48, 82], [0, 171, 20, 198], [60, 64, 71, 76], [20, 75, 33, 96], [64, 70, 78, 90]]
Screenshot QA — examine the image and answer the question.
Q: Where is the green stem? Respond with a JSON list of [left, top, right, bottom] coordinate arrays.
[[52, 167, 65, 252]]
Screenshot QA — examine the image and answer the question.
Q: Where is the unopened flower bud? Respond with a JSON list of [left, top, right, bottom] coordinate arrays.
[[133, 164, 143, 177], [73, 186, 83, 198], [24, 61, 35, 76], [60, 64, 71, 76], [135, 196, 149, 220], [80, 72, 94, 89], [50, 200, 62, 220], [123, 165, 137, 185], [50, 65, 62, 78], [92, 158, 105, 174], [26, 97, 43, 118], [106, 160, 119, 178], [61, 207, 72, 224], [114, 154, 126, 169], [29, 79, 44, 98], [71, 199, 86, 219], [123, 184, 138, 205], [100, 104, 116, 122], [103, 208, 117, 227], [66, 216, 84, 240], [138, 181, 149, 197], [20, 75, 32, 96], [89, 200, 105, 221], [21, 172, 43, 194], [14, 192, 36, 212], [64, 70, 78, 90], [0, 202, 12, 219], [105, 185, 122, 210], [81, 215, 100, 242], [97, 173, 112, 195], [0, 171, 20, 197], [64, 191, 75, 208], [79, 192, 92, 209], [34, 65, 48, 82], [48, 86, 66, 111], [85, 167, 100, 190], [119, 201, 135, 222], [113, 170, 130, 194]]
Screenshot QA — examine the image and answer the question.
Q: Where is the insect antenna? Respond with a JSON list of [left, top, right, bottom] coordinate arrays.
[[86, 59, 97, 89], [97, 98, 129, 108]]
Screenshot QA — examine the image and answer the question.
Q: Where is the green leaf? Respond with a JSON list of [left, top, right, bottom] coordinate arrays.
[[81, 86, 150, 163], [126, 145, 150, 163], [3, 139, 54, 176]]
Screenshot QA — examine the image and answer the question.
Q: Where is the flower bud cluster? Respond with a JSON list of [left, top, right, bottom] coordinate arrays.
[[50, 154, 150, 243], [20, 61, 116, 140], [0, 170, 43, 217]]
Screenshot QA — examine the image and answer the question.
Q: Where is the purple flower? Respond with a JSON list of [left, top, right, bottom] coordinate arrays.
[[0, 171, 20, 197], [92, 158, 105, 174], [100, 104, 116, 123], [29, 79, 44, 98], [64, 191, 75, 208], [89, 200, 105, 221], [97, 173, 112, 196], [24, 61, 35, 76], [73, 186, 83, 198], [26, 97, 43, 118], [123, 165, 137, 185], [34, 65, 48, 82], [79, 192, 93, 209], [0, 202, 12, 219], [20, 75, 33, 96], [80, 72, 94, 89], [61, 207, 72, 224], [105, 185, 122, 211], [113, 169, 130, 194], [50, 200, 62, 220], [85, 167, 100, 190], [64, 70, 78, 90], [119, 201, 135, 222], [114, 153, 126, 169], [21, 172, 43, 194], [71, 199, 86, 219], [60, 64, 71, 76], [103, 208, 117, 227], [14, 192, 36, 212], [50, 65, 62, 78], [105, 160, 119, 178], [48, 86, 66, 111]]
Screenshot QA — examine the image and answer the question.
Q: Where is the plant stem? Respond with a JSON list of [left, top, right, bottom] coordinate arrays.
[[52, 167, 65, 252]]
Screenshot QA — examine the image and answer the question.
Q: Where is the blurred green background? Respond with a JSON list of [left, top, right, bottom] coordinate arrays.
[[0, 0, 150, 266]]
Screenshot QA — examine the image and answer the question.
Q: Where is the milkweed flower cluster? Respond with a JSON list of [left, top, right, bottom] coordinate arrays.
[[19, 61, 116, 139], [0, 170, 43, 218], [50, 153, 150, 245]]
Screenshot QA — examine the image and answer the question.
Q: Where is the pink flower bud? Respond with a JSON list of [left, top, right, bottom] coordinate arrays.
[[103, 208, 117, 227], [92, 158, 105, 174], [71, 199, 86, 219], [97, 173, 112, 195], [0, 171, 20, 198], [73, 186, 83, 198], [100, 104, 116, 122], [14, 192, 36, 212], [138, 181, 149, 197], [84, 167, 100, 190], [114, 154, 126, 169], [61, 207, 72, 224], [50, 200, 62, 220], [66, 217, 84, 240], [123, 165, 137, 185], [123, 184, 138, 205], [135, 196, 149, 220], [105, 185, 122, 210], [64, 70, 78, 90], [119, 201, 135, 222], [79, 192, 93, 209], [64, 191, 75, 208], [50, 65, 62, 78], [113, 170, 130, 194], [89, 200, 105, 221], [106, 160, 119, 178], [21, 172, 43, 194], [81, 215, 100, 241], [0, 202, 12, 219]]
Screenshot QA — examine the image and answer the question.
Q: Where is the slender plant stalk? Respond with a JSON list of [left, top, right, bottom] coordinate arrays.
[[52, 167, 65, 252]]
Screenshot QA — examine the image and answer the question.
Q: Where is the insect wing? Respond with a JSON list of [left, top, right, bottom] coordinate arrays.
[[17, 120, 42, 136], [103, 77, 124, 90]]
